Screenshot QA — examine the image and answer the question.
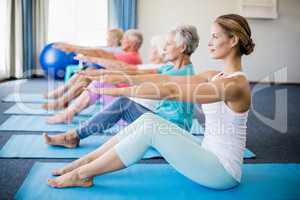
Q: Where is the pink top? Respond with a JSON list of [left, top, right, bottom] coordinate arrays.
[[115, 51, 143, 66], [114, 51, 142, 87]]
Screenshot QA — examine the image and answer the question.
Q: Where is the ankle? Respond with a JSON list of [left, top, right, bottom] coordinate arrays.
[[77, 168, 89, 180]]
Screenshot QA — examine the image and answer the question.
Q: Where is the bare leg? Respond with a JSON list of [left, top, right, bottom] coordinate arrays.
[[42, 80, 90, 110], [48, 147, 124, 188], [43, 130, 80, 148], [44, 84, 69, 99], [51, 136, 120, 176], [47, 91, 92, 124], [44, 74, 80, 99]]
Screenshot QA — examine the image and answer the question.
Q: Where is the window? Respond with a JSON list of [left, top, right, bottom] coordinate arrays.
[[0, 0, 8, 78], [47, 0, 108, 46]]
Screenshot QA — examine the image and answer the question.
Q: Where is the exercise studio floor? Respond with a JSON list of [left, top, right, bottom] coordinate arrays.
[[0, 78, 300, 199]]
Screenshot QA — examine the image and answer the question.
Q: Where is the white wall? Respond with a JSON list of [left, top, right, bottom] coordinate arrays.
[[137, 0, 300, 83]]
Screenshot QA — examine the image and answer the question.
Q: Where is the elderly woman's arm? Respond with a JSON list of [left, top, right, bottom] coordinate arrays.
[[54, 43, 115, 59], [84, 70, 218, 85], [86, 74, 247, 104], [75, 54, 136, 70], [75, 55, 158, 74]]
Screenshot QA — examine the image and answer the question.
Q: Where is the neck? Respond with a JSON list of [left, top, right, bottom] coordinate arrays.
[[223, 53, 242, 73], [173, 54, 191, 68]]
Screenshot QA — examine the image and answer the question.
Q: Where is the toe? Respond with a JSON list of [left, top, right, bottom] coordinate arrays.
[[52, 169, 61, 176], [43, 133, 51, 144], [47, 179, 56, 187]]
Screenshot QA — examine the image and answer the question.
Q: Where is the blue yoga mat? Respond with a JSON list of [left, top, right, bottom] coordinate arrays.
[[0, 135, 255, 159], [2, 93, 48, 103], [15, 162, 300, 200], [0, 135, 160, 159], [0, 115, 123, 134], [0, 115, 88, 132], [4, 103, 103, 116]]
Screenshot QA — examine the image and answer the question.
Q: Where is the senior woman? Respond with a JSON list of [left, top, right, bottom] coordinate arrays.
[[42, 29, 143, 110], [44, 24, 199, 148], [46, 35, 167, 124], [47, 14, 254, 190]]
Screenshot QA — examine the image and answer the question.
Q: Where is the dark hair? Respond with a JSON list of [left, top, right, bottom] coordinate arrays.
[[215, 14, 255, 55]]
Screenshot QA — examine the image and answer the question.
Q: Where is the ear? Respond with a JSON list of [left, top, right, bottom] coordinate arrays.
[[230, 35, 239, 48], [180, 44, 187, 53]]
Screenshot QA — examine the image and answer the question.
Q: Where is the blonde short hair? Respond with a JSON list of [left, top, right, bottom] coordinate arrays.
[[124, 29, 143, 49], [108, 28, 124, 46]]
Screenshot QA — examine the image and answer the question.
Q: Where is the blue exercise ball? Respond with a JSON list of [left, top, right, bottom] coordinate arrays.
[[39, 43, 78, 80]]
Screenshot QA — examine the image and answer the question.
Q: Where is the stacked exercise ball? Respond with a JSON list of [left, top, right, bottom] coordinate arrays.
[[39, 43, 78, 80]]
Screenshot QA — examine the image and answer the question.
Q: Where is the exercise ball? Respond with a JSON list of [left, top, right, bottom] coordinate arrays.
[[39, 43, 78, 80]]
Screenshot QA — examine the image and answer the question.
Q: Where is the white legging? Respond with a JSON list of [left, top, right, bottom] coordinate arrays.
[[113, 112, 238, 190]]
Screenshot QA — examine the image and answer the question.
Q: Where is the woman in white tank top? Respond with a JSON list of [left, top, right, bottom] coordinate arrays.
[[47, 15, 255, 190]]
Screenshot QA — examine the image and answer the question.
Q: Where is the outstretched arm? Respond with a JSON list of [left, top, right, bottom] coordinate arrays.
[[55, 43, 115, 59], [86, 75, 247, 104], [75, 55, 158, 73], [84, 70, 218, 85]]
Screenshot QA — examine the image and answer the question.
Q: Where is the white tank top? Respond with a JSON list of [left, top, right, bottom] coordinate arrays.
[[201, 71, 249, 182]]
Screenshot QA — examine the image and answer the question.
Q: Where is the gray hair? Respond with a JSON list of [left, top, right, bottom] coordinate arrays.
[[170, 25, 199, 55], [150, 35, 167, 57], [124, 29, 143, 49]]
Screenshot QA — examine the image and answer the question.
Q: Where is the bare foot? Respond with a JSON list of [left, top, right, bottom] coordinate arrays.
[[42, 101, 67, 110], [47, 112, 74, 124], [52, 158, 90, 176], [47, 170, 93, 188], [43, 131, 80, 148], [52, 168, 65, 176]]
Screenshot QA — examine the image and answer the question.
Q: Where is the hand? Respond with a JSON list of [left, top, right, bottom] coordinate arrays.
[[54, 42, 75, 53]]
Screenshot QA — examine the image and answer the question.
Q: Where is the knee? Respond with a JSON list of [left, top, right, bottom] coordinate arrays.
[[113, 96, 131, 107], [74, 81, 87, 89], [135, 113, 162, 132]]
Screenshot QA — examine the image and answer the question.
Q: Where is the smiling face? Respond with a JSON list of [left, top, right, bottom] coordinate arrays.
[[120, 34, 132, 51], [163, 33, 184, 62], [208, 23, 238, 59]]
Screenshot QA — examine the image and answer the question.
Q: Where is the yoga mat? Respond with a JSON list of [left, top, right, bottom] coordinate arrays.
[[0, 115, 123, 134], [0, 135, 255, 159], [15, 163, 300, 200], [0, 135, 160, 159], [4, 103, 103, 116], [2, 93, 48, 103]]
